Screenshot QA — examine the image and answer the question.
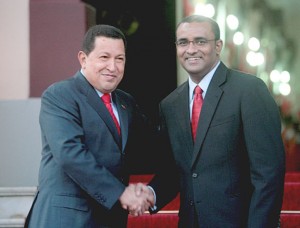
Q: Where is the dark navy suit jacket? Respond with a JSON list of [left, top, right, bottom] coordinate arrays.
[[149, 62, 285, 228], [25, 71, 153, 228]]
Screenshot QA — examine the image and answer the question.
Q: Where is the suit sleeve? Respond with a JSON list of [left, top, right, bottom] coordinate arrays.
[[241, 78, 285, 227]]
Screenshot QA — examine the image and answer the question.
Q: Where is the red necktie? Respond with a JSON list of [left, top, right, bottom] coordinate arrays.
[[101, 93, 121, 135], [191, 86, 203, 141]]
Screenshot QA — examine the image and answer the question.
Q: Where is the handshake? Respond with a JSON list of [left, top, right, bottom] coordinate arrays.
[[119, 183, 155, 216]]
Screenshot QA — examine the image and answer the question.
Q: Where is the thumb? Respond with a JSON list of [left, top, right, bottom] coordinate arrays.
[[135, 182, 145, 196]]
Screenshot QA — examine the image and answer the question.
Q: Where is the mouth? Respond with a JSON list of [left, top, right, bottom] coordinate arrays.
[[186, 57, 202, 64], [186, 57, 201, 60], [103, 74, 117, 79]]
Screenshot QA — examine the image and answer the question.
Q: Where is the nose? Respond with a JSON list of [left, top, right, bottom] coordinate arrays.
[[187, 40, 197, 46], [186, 42, 198, 53], [106, 59, 116, 71]]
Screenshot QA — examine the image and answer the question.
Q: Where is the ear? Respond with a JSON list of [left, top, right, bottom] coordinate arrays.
[[78, 51, 87, 69], [215, 39, 223, 56]]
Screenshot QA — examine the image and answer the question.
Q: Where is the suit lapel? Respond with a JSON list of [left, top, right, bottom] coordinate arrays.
[[113, 92, 128, 151], [75, 73, 122, 148], [191, 63, 228, 166], [173, 83, 194, 159]]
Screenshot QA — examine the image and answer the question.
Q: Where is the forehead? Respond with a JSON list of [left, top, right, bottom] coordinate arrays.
[[176, 21, 214, 39], [93, 36, 125, 53]]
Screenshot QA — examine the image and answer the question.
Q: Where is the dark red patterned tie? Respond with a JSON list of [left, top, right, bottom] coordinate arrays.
[[101, 93, 121, 135], [191, 86, 203, 141]]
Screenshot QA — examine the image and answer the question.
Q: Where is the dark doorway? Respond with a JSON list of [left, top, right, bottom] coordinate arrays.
[[82, 0, 177, 173], [82, 0, 177, 125]]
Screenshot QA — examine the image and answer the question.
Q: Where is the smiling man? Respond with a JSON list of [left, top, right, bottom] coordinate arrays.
[[146, 15, 286, 228], [24, 24, 154, 228]]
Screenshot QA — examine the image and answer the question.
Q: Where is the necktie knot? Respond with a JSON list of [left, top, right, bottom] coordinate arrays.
[[101, 93, 111, 104], [194, 85, 202, 95]]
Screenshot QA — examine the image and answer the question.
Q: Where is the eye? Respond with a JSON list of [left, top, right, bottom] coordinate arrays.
[[116, 57, 125, 63], [176, 40, 188, 46], [195, 38, 207, 45], [99, 55, 109, 60]]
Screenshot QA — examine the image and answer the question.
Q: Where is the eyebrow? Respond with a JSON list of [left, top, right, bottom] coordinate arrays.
[[177, 37, 207, 40]]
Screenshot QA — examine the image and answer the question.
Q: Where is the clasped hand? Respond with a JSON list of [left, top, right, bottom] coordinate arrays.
[[119, 183, 154, 216]]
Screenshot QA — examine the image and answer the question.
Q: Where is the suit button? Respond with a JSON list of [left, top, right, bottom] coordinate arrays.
[[192, 173, 198, 178], [189, 200, 194, 206]]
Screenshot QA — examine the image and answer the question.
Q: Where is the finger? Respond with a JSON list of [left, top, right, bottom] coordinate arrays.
[[135, 207, 143, 216], [130, 209, 140, 217], [121, 203, 128, 210]]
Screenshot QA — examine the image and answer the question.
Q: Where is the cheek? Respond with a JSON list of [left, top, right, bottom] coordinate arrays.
[[118, 75, 124, 83], [86, 61, 98, 70], [177, 49, 184, 57], [116, 63, 125, 72]]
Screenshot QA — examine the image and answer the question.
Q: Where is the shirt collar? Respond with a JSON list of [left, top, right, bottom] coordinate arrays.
[[188, 61, 220, 102]]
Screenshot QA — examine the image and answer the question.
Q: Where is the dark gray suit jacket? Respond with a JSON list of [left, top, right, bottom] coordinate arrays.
[[149, 62, 285, 228], [25, 71, 152, 228]]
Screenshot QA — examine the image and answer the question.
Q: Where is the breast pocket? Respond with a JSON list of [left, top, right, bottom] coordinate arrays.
[[209, 115, 235, 128]]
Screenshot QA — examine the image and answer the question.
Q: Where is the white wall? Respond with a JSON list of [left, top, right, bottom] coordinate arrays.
[[0, 0, 29, 99], [0, 99, 41, 187], [0, 1, 38, 188]]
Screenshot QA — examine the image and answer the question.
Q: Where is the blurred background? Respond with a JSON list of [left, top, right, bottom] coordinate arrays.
[[1, 0, 300, 189], [1, 0, 300, 227]]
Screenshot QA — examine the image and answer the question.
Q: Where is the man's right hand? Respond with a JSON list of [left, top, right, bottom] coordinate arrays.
[[119, 183, 154, 216]]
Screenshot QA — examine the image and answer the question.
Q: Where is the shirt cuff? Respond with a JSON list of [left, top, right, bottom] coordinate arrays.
[[147, 185, 157, 211]]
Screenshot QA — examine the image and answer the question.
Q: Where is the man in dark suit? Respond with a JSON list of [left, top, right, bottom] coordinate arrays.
[[25, 24, 154, 228], [145, 15, 286, 227]]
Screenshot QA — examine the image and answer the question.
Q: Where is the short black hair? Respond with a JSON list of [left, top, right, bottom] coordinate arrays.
[[81, 24, 127, 55], [177, 15, 220, 40]]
